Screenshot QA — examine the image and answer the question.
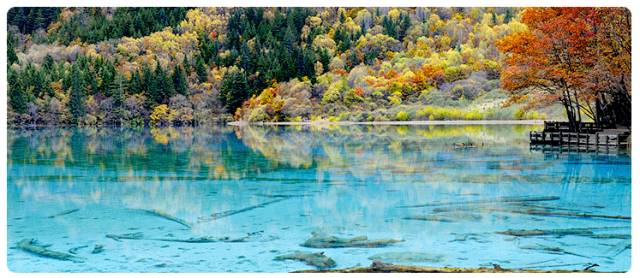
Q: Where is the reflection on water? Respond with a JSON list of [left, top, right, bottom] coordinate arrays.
[[7, 125, 631, 272]]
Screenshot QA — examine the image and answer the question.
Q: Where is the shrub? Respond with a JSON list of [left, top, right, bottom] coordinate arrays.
[[514, 108, 526, 120], [387, 91, 403, 106], [395, 110, 410, 121], [248, 106, 269, 122], [150, 104, 177, 127]]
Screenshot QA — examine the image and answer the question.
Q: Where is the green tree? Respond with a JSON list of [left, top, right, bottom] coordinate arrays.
[[110, 74, 126, 125], [220, 67, 250, 113], [69, 64, 86, 123], [172, 64, 189, 96], [318, 48, 331, 73], [8, 68, 28, 114], [8, 38, 19, 66], [195, 56, 208, 82], [155, 62, 175, 103], [399, 13, 411, 41], [42, 54, 54, 71], [382, 16, 397, 39], [141, 63, 157, 106], [504, 8, 513, 23]]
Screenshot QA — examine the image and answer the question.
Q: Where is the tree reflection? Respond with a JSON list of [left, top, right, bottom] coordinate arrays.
[[7, 124, 629, 232]]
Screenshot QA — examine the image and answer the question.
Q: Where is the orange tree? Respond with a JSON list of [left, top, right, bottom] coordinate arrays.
[[497, 8, 630, 129]]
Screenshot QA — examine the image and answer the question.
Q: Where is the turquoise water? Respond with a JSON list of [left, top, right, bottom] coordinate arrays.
[[7, 125, 631, 272]]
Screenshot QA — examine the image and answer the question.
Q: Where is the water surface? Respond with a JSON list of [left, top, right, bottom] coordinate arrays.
[[7, 125, 631, 272]]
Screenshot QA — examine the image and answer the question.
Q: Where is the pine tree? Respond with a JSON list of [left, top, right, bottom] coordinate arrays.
[[152, 62, 174, 104], [43, 54, 55, 71], [8, 37, 19, 66], [399, 14, 411, 41], [22, 63, 48, 98], [100, 60, 117, 95], [8, 68, 28, 114], [129, 70, 142, 94], [110, 74, 126, 125], [301, 48, 317, 80], [69, 64, 86, 123], [195, 57, 208, 82], [504, 9, 513, 23], [142, 63, 157, 107], [383, 16, 397, 39], [318, 48, 331, 74], [172, 64, 188, 96], [220, 67, 250, 113]]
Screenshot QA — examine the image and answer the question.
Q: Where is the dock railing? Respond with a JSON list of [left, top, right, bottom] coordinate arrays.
[[530, 121, 630, 150]]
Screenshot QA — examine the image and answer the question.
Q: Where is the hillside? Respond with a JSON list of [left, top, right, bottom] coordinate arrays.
[[7, 7, 565, 126]]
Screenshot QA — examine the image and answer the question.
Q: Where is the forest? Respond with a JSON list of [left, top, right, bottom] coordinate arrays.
[[6, 7, 630, 127]]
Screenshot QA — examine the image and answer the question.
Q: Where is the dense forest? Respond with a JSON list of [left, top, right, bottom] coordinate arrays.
[[6, 7, 629, 127]]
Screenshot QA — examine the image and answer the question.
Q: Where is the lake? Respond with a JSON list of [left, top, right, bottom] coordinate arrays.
[[6, 124, 631, 272]]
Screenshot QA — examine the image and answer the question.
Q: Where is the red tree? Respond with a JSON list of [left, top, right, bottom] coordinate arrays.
[[497, 8, 630, 129]]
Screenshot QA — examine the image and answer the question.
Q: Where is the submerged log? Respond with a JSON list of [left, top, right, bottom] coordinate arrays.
[[105, 232, 258, 243], [402, 216, 455, 222], [589, 234, 631, 239], [403, 212, 482, 222], [256, 194, 310, 198], [47, 208, 80, 218], [106, 232, 144, 241], [301, 232, 403, 248], [497, 228, 593, 237], [274, 251, 337, 269], [17, 239, 85, 262], [398, 196, 560, 208], [432, 203, 631, 223], [294, 260, 596, 273], [519, 244, 588, 258], [484, 208, 630, 221], [68, 245, 88, 254], [514, 210, 630, 220], [496, 227, 629, 237], [91, 244, 105, 254], [436, 206, 630, 221], [137, 209, 191, 228], [607, 241, 631, 257], [368, 252, 444, 263], [153, 235, 251, 243], [198, 198, 289, 222], [526, 262, 599, 270]]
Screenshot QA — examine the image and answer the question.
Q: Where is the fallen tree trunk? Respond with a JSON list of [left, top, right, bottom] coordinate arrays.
[[274, 251, 336, 269], [136, 209, 192, 228], [496, 226, 629, 237], [105, 232, 259, 243], [432, 206, 629, 221], [198, 198, 289, 222], [17, 239, 85, 262], [47, 208, 80, 219], [294, 261, 598, 273], [301, 233, 403, 248], [398, 196, 560, 208]]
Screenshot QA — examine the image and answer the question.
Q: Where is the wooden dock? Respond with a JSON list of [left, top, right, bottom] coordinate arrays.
[[529, 121, 631, 150]]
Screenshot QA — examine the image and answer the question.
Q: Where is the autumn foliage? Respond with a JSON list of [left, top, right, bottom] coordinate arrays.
[[497, 7, 630, 128]]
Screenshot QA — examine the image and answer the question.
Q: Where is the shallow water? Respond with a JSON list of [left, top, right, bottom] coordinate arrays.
[[7, 125, 631, 272]]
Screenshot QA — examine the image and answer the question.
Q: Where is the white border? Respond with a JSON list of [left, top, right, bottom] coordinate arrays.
[[0, 1, 637, 277]]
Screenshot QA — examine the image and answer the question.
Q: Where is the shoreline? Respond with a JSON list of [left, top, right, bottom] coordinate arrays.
[[228, 119, 549, 126]]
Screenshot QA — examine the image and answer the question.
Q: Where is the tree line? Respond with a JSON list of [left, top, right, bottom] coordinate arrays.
[[8, 7, 626, 127]]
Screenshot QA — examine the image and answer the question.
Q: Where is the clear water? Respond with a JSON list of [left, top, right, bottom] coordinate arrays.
[[7, 125, 631, 272]]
